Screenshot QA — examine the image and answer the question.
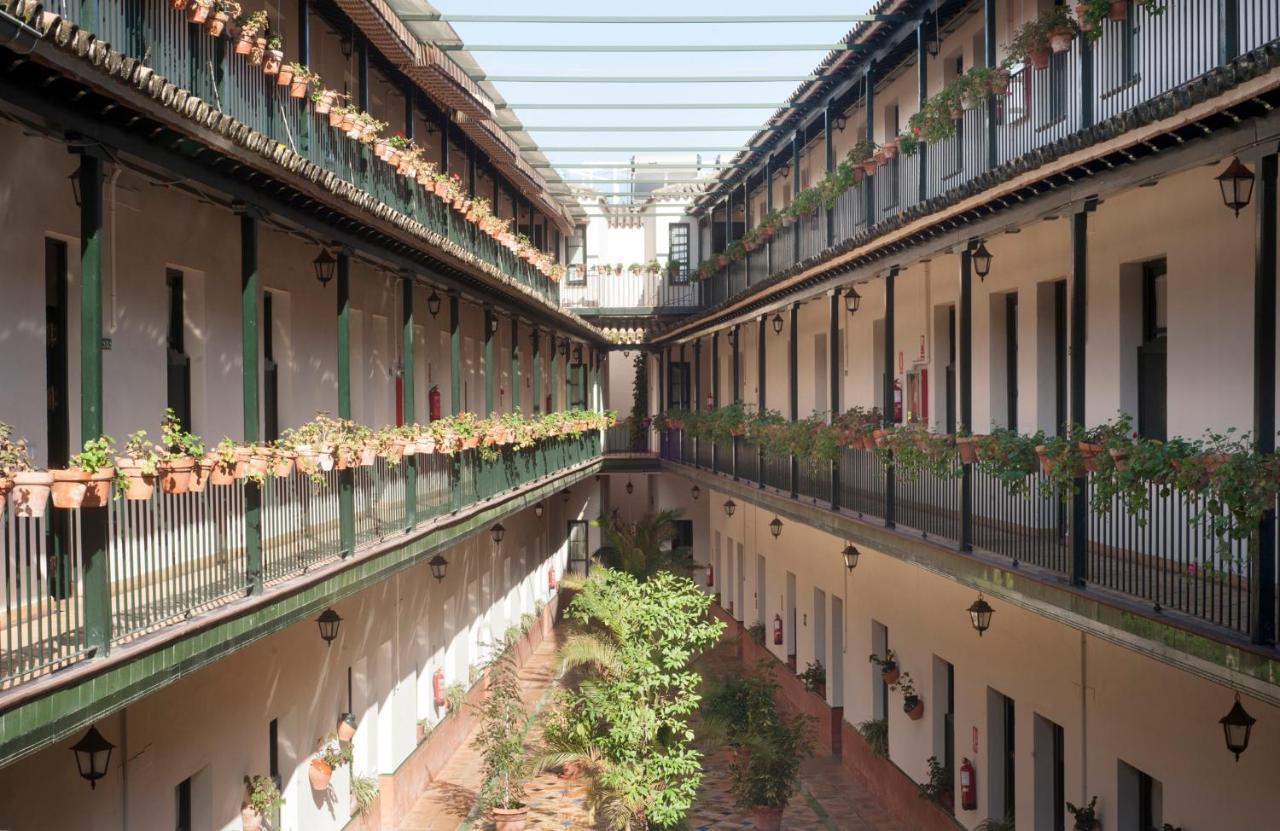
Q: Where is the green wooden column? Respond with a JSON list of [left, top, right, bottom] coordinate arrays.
[[336, 249, 354, 557], [549, 333, 559, 413], [484, 307, 495, 415], [531, 327, 542, 414], [241, 210, 263, 594], [449, 293, 462, 512], [78, 152, 111, 654], [511, 317, 521, 414], [402, 272, 417, 530]]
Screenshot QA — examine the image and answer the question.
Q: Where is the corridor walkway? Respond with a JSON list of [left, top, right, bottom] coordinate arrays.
[[396, 630, 909, 831]]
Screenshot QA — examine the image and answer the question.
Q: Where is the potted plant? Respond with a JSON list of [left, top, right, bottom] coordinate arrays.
[[473, 649, 530, 831], [0, 423, 50, 518], [262, 32, 284, 74], [797, 659, 826, 697], [311, 87, 339, 114], [205, 0, 238, 35], [1006, 14, 1055, 70], [117, 430, 160, 501], [1067, 795, 1100, 831], [185, 0, 211, 25], [857, 718, 888, 758], [309, 734, 352, 791], [337, 712, 357, 742], [869, 649, 898, 685], [918, 756, 953, 809], [727, 698, 815, 831], [208, 438, 243, 486], [893, 672, 925, 720], [159, 408, 203, 495], [52, 436, 115, 509], [241, 774, 282, 831], [233, 10, 267, 55]]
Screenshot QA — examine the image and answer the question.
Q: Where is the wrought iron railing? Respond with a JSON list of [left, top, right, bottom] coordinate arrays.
[[0, 433, 600, 688], [560, 270, 698, 312], [662, 430, 1274, 640]]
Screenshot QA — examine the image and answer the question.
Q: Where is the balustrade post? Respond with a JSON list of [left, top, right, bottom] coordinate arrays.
[[757, 315, 767, 490], [1219, 0, 1240, 64], [1253, 153, 1277, 645], [402, 272, 417, 530], [883, 267, 896, 527], [449, 293, 462, 513], [1080, 25, 1095, 130], [829, 290, 841, 510], [792, 132, 801, 264], [77, 151, 111, 654], [960, 248, 974, 552], [511, 317, 521, 414], [1069, 201, 1096, 585], [337, 249, 355, 557], [241, 209, 264, 594], [789, 302, 799, 498]]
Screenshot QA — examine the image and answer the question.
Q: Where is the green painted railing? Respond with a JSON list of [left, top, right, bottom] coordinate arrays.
[[0, 432, 600, 689]]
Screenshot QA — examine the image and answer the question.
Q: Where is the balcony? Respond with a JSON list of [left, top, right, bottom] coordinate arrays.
[[41, 0, 561, 306], [695, 0, 1280, 309], [0, 433, 601, 691], [559, 267, 700, 317], [659, 429, 1274, 644]]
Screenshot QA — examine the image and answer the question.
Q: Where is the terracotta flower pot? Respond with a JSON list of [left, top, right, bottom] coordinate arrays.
[[11, 471, 53, 518], [1078, 441, 1103, 473], [359, 447, 377, 467], [263, 49, 283, 75], [206, 10, 228, 37], [462, 436, 480, 450], [116, 459, 156, 501], [957, 436, 979, 465], [317, 449, 335, 472], [314, 90, 336, 113], [208, 459, 238, 486], [328, 109, 344, 128], [880, 665, 900, 686], [188, 459, 210, 493], [170, 0, 187, 9], [751, 806, 784, 831], [51, 468, 89, 510], [159, 457, 195, 495], [248, 449, 270, 477], [1028, 44, 1051, 70], [271, 455, 294, 478], [249, 40, 265, 66], [308, 759, 333, 791], [337, 715, 356, 742], [240, 806, 263, 831], [289, 78, 309, 98], [186, 2, 210, 24], [1049, 29, 1074, 53], [295, 448, 319, 476], [1109, 0, 1129, 21], [491, 805, 529, 831], [905, 696, 925, 720], [81, 468, 116, 507], [1035, 445, 1055, 475], [276, 64, 294, 87], [862, 159, 878, 176], [234, 30, 254, 55]]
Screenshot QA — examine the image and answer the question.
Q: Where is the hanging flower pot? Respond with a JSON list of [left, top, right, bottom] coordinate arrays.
[[1109, 447, 1131, 471], [956, 436, 979, 465], [271, 452, 294, 478], [275, 62, 294, 87], [882, 143, 897, 161], [308, 759, 333, 791], [1049, 28, 1074, 53], [1028, 44, 1051, 70], [188, 459, 210, 493], [158, 457, 195, 495], [359, 446, 377, 467], [240, 806, 264, 831], [328, 109, 344, 128], [50, 468, 89, 510], [317, 446, 336, 472], [295, 448, 319, 476], [990, 68, 1011, 96], [1035, 445, 1056, 475], [234, 30, 254, 55], [186, 1, 210, 24], [336, 713, 357, 742], [249, 448, 271, 477], [208, 457, 237, 486], [11, 471, 53, 518], [263, 48, 283, 75], [1109, 0, 1129, 21], [862, 158, 878, 176], [248, 36, 266, 66], [170, 0, 188, 9], [206, 9, 229, 37], [334, 446, 353, 469], [340, 110, 357, 130], [880, 662, 900, 686], [116, 459, 156, 501], [904, 695, 925, 720], [313, 89, 336, 113], [290, 77, 308, 98], [1077, 441, 1103, 473]]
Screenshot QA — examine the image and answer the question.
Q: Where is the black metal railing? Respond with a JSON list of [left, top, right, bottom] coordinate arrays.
[[662, 429, 1274, 639], [604, 424, 649, 454], [561, 269, 699, 313]]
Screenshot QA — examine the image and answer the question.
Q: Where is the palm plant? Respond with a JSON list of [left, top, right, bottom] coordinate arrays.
[[596, 509, 695, 580]]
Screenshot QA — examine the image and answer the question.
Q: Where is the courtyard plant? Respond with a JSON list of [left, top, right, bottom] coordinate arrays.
[[473, 647, 531, 830], [309, 733, 352, 792], [52, 435, 115, 509], [240, 774, 282, 831], [0, 422, 49, 518]]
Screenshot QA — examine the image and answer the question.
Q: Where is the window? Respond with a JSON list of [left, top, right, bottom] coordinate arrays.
[[669, 223, 690, 283], [166, 269, 192, 431], [1119, 760, 1162, 830], [672, 519, 694, 553], [1138, 259, 1167, 440], [667, 361, 691, 411], [987, 689, 1015, 823], [1034, 715, 1065, 831], [567, 519, 589, 575]]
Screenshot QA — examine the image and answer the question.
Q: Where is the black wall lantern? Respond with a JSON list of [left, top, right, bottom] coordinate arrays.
[[490, 522, 506, 544], [769, 517, 783, 538], [489, 314, 500, 334], [626, 479, 634, 495], [844, 286, 862, 314], [771, 313, 784, 335], [427, 290, 441, 318], [967, 594, 994, 636], [842, 543, 860, 571], [834, 114, 849, 133], [558, 339, 569, 357], [70, 725, 114, 789], [971, 241, 993, 281], [313, 249, 336, 288], [1216, 156, 1255, 217], [691, 484, 701, 500], [428, 554, 448, 581], [573, 345, 583, 363], [723, 499, 736, 517], [534, 502, 544, 518], [1220, 693, 1256, 761], [560, 488, 571, 502], [316, 608, 343, 645], [727, 327, 738, 346]]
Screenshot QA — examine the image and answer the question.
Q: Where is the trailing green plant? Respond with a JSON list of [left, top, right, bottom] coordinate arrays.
[[71, 436, 115, 474], [244, 774, 283, 818], [161, 408, 204, 459], [350, 773, 379, 816], [315, 734, 353, 769], [0, 423, 34, 477], [630, 352, 649, 450], [746, 622, 766, 646], [797, 659, 826, 693], [445, 681, 466, 714], [472, 647, 529, 813], [918, 756, 952, 804], [874, 425, 960, 481], [121, 431, 161, 473], [857, 718, 889, 758]]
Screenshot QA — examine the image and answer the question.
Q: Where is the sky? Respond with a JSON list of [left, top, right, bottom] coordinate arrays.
[[429, 1, 874, 195]]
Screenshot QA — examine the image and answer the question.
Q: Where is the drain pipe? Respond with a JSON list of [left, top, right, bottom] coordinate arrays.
[[119, 706, 128, 831], [0, 8, 42, 55]]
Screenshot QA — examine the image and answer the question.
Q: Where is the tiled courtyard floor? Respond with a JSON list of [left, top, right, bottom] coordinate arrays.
[[397, 633, 909, 831]]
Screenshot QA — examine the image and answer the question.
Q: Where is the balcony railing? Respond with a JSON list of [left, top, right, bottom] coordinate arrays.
[[560, 269, 698, 313], [695, 0, 1280, 309], [660, 429, 1275, 641], [0, 433, 600, 689], [43, 0, 560, 305]]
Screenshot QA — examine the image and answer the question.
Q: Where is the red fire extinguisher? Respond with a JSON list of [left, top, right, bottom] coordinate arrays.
[[773, 613, 784, 645], [547, 566, 557, 590], [429, 385, 442, 422], [707, 564, 714, 588], [959, 758, 977, 810], [432, 668, 446, 707]]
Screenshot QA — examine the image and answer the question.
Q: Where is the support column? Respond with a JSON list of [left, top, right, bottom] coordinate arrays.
[[402, 272, 417, 529], [694, 338, 703, 464], [511, 317, 521, 414], [765, 156, 774, 276], [1253, 153, 1277, 645], [824, 103, 834, 247], [791, 132, 801, 264], [449, 293, 462, 512], [531, 328, 542, 414], [337, 249, 354, 557], [789, 303, 799, 497], [916, 18, 929, 204], [549, 333, 559, 413], [882, 268, 896, 527], [298, 0, 311, 154], [864, 65, 876, 225], [732, 326, 741, 478], [1069, 203, 1095, 585], [743, 180, 752, 284], [984, 0, 998, 170], [757, 315, 767, 489], [711, 331, 720, 469], [78, 152, 111, 654], [483, 308, 495, 415], [1219, 0, 1240, 64], [960, 249, 974, 552], [241, 211, 263, 594], [830, 290, 841, 510]]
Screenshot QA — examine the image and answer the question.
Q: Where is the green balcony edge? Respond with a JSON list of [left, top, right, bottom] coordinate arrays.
[[664, 460, 1280, 705], [0, 455, 603, 768]]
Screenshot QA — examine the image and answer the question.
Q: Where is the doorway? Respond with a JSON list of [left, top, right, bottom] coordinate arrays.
[[567, 519, 589, 576]]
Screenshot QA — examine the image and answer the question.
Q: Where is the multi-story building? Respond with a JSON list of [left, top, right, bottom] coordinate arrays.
[[1, 0, 1279, 830]]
